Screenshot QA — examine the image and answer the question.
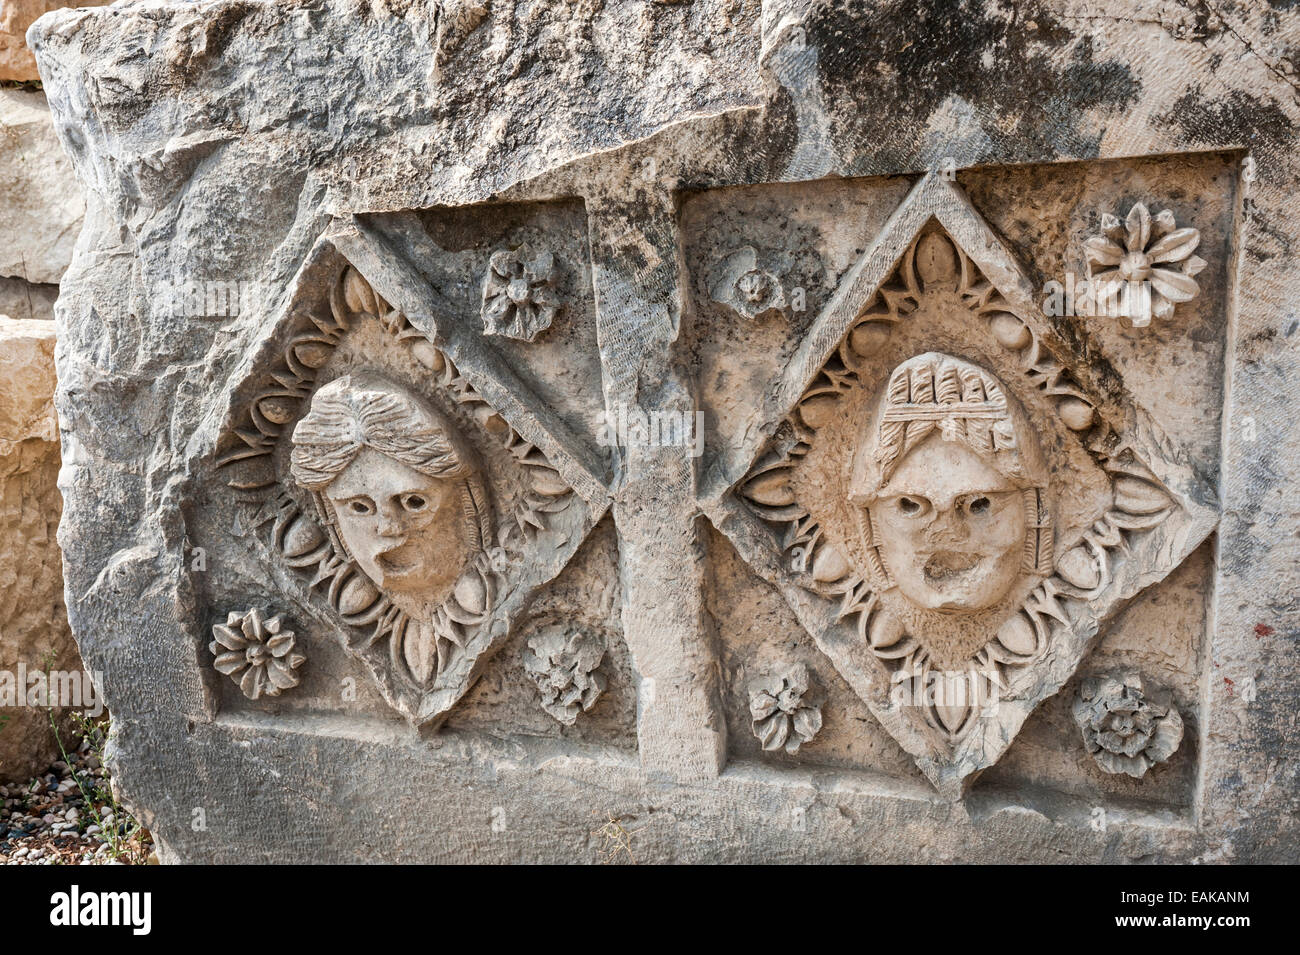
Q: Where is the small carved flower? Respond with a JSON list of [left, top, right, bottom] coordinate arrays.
[[1072, 672, 1184, 778], [523, 624, 607, 725], [481, 248, 563, 341], [210, 609, 306, 700], [1084, 203, 1206, 327], [749, 663, 823, 754], [710, 246, 787, 321]]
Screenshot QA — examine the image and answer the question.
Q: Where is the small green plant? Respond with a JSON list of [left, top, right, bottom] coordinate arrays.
[[48, 710, 147, 862]]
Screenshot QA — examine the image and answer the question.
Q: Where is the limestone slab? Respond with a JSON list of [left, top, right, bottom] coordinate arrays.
[[29, 0, 1300, 862]]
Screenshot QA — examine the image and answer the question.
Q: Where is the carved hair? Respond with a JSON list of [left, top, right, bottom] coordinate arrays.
[[871, 355, 1031, 489], [290, 373, 492, 556]]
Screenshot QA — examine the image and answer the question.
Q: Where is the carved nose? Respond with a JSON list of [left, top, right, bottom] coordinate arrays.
[[375, 510, 404, 538], [927, 508, 970, 545]]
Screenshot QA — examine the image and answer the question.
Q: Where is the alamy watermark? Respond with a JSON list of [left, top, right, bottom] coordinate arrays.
[[1041, 271, 1145, 323], [596, 403, 704, 458], [0, 665, 104, 716], [154, 278, 268, 318], [890, 666, 1005, 720]]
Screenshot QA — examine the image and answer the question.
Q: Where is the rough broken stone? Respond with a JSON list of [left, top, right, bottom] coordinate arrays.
[[0, 317, 79, 782], [28, 0, 1300, 862], [0, 87, 82, 284]]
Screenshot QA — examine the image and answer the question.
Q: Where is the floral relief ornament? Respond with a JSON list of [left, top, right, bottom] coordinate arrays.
[[481, 248, 563, 341], [210, 608, 306, 700], [522, 624, 607, 725], [1072, 671, 1184, 778], [748, 663, 823, 754], [709, 245, 787, 321], [1084, 202, 1205, 327]]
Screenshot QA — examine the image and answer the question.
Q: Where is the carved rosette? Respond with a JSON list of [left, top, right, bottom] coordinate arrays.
[[709, 246, 787, 321], [522, 623, 608, 725], [481, 248, 563, 341], [210, 609, 305, 700], [748, 664, 823, 754], [1084, 202, 1205, 327], [1073, 672, 1184, 777]]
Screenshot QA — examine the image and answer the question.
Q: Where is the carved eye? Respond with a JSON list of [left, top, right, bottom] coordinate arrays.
[[897, 496, 928, 517], [968, 496, 991, 515], [346, 499, 375, 516], [401, 493, 429, 513]]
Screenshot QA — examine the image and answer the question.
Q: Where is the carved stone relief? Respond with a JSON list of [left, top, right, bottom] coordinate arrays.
[[35, 0, 1284, 864], [708, 173, 1218, 796], [748, 663, 823, 754], [709, 246, 788, 322], [481, 248, 563, 341], [208, 231, 610, 727], [289, 373, 496, 686], [1084, 203, 1205, 327], [1073, 671, 1184, 778], [209, 609, 305, 700], [522, 622, 608, 725]]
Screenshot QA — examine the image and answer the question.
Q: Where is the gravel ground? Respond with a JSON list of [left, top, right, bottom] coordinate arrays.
[[0, 728, 153, 866]]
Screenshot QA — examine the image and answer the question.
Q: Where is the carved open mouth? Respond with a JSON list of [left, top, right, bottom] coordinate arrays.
[[377, 545, 418, 576], [923, 550, 981, 583]]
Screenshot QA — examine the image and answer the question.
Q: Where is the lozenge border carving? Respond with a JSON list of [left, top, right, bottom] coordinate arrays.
[[201, 224, 612, 727], [703, 173, 1220, 796]]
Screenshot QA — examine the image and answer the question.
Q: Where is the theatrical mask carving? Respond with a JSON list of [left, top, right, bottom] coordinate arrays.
[[849, 352, 1053, 614], [289, 373, 494, 681]]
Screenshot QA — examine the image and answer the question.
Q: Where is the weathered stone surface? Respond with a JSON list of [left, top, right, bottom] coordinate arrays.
[[0, 276, 58, 322], [0, 0, 105, 80], [0, 317, 78, 782], [29, 0, 1300, 862], [0, 87, 82, 284]]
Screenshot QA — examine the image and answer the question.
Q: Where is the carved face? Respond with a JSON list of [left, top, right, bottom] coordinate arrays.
[[870, 432, 1028, 613], [322, 447, 471, 600], [290, 374, 490, 611]]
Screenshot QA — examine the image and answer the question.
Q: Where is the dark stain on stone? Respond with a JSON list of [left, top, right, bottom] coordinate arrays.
[[1159, 87, 1297, 156], [807, 0, 1142, 172]]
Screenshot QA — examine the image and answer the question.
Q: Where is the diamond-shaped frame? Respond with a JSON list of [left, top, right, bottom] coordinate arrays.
[[701, 174, 1219, 797], [201, 216, 611, 727]]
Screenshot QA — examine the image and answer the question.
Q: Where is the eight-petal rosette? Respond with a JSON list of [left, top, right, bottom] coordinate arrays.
[[210, 608, 306, 700]]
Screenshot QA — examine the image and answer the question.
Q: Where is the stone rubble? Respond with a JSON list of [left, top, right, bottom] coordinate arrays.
[[0, 727, 152, 865]]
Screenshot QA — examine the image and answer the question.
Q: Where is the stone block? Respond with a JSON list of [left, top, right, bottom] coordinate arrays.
[[0, 87, 83, 284], [0, 316, 80, 782], [27, 0, 1300, 862]]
